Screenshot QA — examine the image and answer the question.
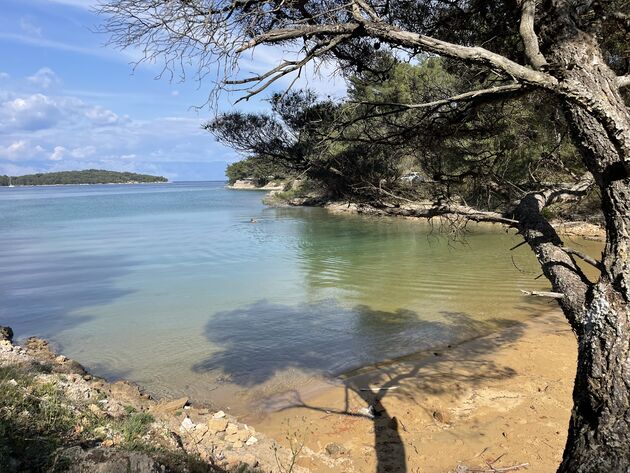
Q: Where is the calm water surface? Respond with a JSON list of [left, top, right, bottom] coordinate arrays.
[[0, 182, 577, 413]]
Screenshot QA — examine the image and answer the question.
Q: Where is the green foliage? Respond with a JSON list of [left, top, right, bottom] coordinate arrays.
[[120, 412, 154, 447], [1, 170, 167, 186], [226, 158, 289, 185], [211, 55, 591, 213], [0, 366, 76, 472], [208, 90, 338, 185]]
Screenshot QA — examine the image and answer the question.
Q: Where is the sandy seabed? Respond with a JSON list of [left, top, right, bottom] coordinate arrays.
[[251, 309, 576, 473]]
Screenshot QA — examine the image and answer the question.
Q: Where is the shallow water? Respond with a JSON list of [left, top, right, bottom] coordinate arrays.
[[0, 182, 594, 413]]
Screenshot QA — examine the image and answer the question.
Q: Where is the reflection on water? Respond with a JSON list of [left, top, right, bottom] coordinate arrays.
[[0, 182, 597, 413]]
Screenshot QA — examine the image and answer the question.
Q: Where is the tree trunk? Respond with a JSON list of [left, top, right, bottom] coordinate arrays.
[[559, 283, 630, 473], [547, 31, 630, 472]]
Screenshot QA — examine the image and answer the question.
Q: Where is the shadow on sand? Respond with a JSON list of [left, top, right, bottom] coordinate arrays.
[[194, 300, 533, 472]]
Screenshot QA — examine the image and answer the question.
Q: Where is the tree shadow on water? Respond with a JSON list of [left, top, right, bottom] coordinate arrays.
[[0, 250, 136, 341], [194, 300, 530, 472]]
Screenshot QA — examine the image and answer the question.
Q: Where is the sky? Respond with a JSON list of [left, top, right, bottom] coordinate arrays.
[[0, 0, 347, 181]]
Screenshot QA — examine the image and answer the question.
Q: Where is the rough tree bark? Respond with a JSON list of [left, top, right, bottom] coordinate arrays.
[[543, 23, 630, 473]]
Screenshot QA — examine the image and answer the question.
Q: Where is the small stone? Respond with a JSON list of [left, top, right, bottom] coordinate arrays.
[[207, 418, 229, 433], [325, 443, 348, 458], [358, 406, 375, 418], [8, 379, 17, 386], [245, 436, 258, 446], [226, 423, 238, 435], [55, 355, 68, 363], [213, 410, 226, 419], [180, 416, 195, 433]]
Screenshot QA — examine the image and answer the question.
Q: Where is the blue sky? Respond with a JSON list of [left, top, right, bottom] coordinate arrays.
[[0, 0, 346, 181]]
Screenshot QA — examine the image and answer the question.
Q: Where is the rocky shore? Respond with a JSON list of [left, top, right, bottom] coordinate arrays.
[[0, 327, 308, 473], [227, 180, 286, 191], [265, 193, 606, 241]]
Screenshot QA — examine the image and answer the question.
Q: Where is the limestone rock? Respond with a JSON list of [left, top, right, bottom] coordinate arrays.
[[207, 418, 229, 434], [180, 416, 195, 433], [151, 397, 188, 415], [212, 410, 226, 419]]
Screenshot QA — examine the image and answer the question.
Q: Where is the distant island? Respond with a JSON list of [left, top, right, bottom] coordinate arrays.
[[0, 170, 168, 186]]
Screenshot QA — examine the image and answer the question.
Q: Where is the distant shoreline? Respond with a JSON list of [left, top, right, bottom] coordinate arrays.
[[1, 181, 168, 188], [1, 169, 168, 187]]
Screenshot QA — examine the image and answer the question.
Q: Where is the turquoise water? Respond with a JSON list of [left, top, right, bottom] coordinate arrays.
[[0, 182, 556, 412]]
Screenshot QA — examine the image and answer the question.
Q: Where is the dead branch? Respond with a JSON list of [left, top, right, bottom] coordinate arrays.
[[520, 289, 564, 299], [454, 462, 529, 472], [562, 247, 604, 271]]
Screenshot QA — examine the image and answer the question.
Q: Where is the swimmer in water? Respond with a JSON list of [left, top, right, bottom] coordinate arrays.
[[250, 218, 257, 223]]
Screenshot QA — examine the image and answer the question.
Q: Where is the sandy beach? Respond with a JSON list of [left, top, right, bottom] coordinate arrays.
[[250, 308, 577, 472]]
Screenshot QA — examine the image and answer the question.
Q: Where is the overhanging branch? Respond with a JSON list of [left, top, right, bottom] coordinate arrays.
[[351, 84, 528, 110]]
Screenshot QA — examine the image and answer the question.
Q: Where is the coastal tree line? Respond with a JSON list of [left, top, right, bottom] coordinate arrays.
[[100, 0, 630, 471], [0, 170, 167, 186]]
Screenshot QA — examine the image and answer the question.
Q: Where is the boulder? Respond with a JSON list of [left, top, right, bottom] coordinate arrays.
[[0, 326, 13, 342], [151, 397, 189, 415], [207, 418, 229, 434]]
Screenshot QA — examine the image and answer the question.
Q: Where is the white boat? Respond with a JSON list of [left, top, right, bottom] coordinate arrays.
[[8, 177, 14, 188]]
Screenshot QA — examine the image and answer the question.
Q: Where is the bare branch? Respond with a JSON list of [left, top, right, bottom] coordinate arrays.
[[563, 246, 604, 271], [518, 0, 547, 70], [520, 289, 564, 299], [617, 75, 630, 89], [351, 84, 528, 110]]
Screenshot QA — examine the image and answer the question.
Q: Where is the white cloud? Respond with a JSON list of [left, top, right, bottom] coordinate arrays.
[[50, 146, 66, 161], [27, 68, 62, 90], [85, 106, 121, 126], [0, 92, 126, 132], [171, 90, 180, 97], [70, 146, 96, 158], [20, 18, 43, 37], [0, 72, 9, 80], [0, 140, 46, 161], [0, 72, 230, 179], [1, 94, 63, 131]]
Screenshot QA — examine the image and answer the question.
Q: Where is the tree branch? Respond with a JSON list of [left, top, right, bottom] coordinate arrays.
[[351, 84, 528, 110], [617, 75, 630, 89], [236, 22, 557, 89], [513, 174, 595, 330], [518, 0, 548, 70], [362, 22, 557, 87]]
